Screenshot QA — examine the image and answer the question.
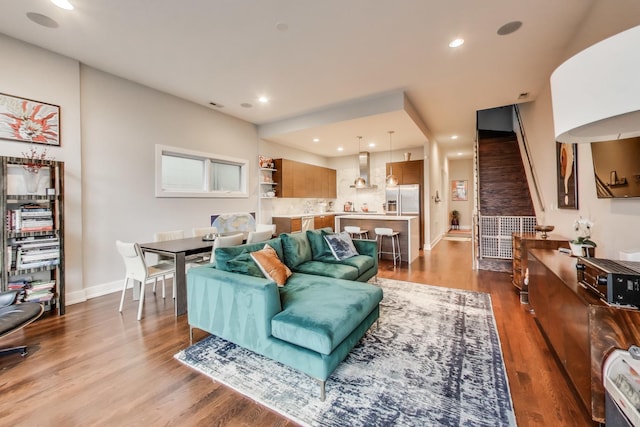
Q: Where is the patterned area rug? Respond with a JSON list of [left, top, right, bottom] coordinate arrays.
[[174, 278, 517, 426]]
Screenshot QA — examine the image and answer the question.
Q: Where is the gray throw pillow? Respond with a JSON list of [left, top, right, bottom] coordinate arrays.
[[324, 231, 359, 260]]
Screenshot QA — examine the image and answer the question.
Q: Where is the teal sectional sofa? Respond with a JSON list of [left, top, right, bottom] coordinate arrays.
[[187, 228, 382, 400]]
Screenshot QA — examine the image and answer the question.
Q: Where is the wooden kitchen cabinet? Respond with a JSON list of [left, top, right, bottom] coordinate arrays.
[[273, 217, 302, 234], [274, 159, 336, 198], [314, 214, 335, 230], [386, 159, 423, 185]]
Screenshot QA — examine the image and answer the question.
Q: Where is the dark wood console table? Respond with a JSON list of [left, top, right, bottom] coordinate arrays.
[[527, 249, 640, 423], [512, 232, 569, 303]]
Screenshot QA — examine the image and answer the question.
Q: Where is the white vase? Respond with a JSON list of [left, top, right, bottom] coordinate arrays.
[[23, 168, 41, 193]]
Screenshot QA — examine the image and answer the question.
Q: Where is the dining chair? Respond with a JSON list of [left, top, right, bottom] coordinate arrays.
[[116, 240, 175, 321], [255, 223, 277, 235], [246, 229, 274, 244], [152, 230, 184, 298], [210, 233, 244, 266], [192, 227, 218, 238]]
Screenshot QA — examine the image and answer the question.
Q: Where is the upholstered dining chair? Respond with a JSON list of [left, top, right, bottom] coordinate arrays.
[[116, 240, 175, 321], [255, 223, 276, 235], [152, 230, 184, 297], [192, 227, 218, 238], [246, 229, 274, 244], [209, 233, 244, 266]]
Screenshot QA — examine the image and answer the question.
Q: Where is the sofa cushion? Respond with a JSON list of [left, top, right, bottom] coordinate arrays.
[[225, 250, 264, 278], [306, 228, 334, 260], [313, 254, 375, 276], [324, 231, 359, 260], [272, 274, 383, 355], [251, 244, 292, 287], [292, 260, 359, 281], [215, 238, 283, 273], [281, 232, 312, 268]]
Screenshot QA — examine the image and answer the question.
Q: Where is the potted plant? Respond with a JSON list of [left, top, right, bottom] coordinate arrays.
[[451, 210, 460, 230], [570, 217, 596, 257]]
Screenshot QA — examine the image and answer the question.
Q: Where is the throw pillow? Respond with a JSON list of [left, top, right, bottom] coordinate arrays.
[[250, 244, 292, 287], [324, 231, 359, 261]]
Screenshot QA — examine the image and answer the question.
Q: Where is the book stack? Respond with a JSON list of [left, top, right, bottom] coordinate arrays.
[[5, 203, 53, 232], [7, 277, 55, 303], [8, 236, 60, 271]]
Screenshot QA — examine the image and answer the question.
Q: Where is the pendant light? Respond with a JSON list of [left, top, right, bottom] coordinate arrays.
[[354, 136, 367, 188], [386, 131, 399, 187]]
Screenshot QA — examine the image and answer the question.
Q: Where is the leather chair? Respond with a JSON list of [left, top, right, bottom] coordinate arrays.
[[0, 291, 44, 357]]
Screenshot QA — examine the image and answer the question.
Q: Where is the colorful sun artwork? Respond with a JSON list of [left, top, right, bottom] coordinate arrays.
[[0, 93, 60, 146]]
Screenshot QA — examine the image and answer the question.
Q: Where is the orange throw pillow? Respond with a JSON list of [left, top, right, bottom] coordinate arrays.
[[250, 244, 292, 287]]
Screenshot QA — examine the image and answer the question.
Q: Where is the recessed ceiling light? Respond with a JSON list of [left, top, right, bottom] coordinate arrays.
[[240, 103, 253, 108], [448, 38, 464, 48], [337, 147, 344, 152], [497, 21, 522, 36], [457, 152, 463, 156], [26, 12, 59, 28], [258, 96, 269, 104], [368, 142, 376, 148], [312, 138, 320, 143], [451, 135, 458, 140]]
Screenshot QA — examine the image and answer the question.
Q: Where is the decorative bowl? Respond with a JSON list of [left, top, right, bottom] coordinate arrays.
[[534, 225, 554, 238]]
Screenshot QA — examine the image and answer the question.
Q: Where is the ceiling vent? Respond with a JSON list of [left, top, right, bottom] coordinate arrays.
[[349, 151, 378, 189]]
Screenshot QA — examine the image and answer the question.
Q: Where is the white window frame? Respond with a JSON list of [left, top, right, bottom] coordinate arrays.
[[155, 144, 249, 198]]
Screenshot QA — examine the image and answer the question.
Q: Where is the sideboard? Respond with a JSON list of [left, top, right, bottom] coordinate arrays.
[[527, 249, 640, 423]]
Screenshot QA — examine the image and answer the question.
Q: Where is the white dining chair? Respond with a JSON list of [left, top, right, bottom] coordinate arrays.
[[192, 227, 218, 238], [152, 230, 184, 298], [209, 233, 244, 266], [255, 223, 277, 235], [116, 240, 175, 321], [246, 229, 274, 244]]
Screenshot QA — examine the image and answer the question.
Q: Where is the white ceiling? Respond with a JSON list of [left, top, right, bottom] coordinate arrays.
[[0, 0, 600, 157]]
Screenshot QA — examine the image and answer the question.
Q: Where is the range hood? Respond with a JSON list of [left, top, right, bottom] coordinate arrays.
[[349, 151, 378, 189]]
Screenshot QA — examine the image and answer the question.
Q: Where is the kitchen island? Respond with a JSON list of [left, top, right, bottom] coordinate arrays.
[[335, 214, 420, 264]]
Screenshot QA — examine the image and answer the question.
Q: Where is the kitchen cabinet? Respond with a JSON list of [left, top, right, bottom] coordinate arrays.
[[273, 217, 302, 234], [314, 214, 335, 231], [274, 159, 336, 198], [386, 159, 424, 185]]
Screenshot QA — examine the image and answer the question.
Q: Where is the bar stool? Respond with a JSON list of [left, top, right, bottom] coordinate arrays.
[[344, 226, 369, 239], [375, 227, 401, 267]]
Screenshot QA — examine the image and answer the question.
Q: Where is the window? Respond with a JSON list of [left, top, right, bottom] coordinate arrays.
[[155, 144, 248, 198]]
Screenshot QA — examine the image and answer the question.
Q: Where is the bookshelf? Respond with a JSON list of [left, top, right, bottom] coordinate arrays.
[[1, 156, 65, 315]]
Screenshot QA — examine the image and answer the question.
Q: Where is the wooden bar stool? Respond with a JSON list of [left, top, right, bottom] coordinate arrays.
[[374, 227, 401, 267], [344, 225, 369, 239]]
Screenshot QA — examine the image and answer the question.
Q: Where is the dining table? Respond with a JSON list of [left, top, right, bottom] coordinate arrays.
[[139, 236, 215, 316]]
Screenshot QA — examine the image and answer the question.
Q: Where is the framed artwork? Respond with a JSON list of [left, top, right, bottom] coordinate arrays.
[[557, 142, 578, 209], [0, 92, 60, 146], [451, 180, 468, 201]]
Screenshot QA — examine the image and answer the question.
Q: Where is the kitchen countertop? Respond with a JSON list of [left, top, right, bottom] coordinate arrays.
[[336, 214, 418, 220], [272, 213, 338, 218]]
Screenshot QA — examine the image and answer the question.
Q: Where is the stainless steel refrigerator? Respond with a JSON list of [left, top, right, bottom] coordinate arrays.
[[385, 184, 420, 215]]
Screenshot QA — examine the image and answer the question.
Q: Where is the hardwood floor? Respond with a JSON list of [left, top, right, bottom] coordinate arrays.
[[0, 240, 595, 426]]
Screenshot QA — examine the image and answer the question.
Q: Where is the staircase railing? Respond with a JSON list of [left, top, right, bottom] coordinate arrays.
[[513, 104, 545, 213]]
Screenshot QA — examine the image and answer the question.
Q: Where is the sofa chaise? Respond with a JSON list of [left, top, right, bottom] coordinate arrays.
[[187, 228, 382, 399]]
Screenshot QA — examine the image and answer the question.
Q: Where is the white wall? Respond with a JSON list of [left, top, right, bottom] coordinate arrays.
[[0, 35, 84, 299], [80, 67, 259, 297], [0, 34, 261, 304]]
